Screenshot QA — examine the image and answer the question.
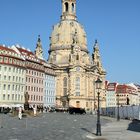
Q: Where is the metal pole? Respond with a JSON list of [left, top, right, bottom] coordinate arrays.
[[96, 92, 101, 136], [117, 94, 120, 121], [94, 81, 95, 111]]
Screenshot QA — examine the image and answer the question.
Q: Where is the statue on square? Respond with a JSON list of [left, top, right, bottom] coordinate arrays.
[[24, 92, 29, 110]]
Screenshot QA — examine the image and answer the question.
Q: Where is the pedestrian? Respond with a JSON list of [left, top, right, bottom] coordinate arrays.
[[18, 106, 22, 120], [33, 106, 36, 117]]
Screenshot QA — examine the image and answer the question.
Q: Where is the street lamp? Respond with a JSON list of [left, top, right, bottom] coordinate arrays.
[[116, 93, 120, 121], [95, 77, 102, 136]]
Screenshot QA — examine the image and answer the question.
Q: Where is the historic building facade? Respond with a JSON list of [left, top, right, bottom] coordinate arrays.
[[47, 0, 106, 110], [0, 45, 26, 107], [13, 44, 45, 108], [0, 35, 56, 109], [116, 84, 138, 106], [44, 62, 56, 108], [106, 83, 118, 108], [12, 36, 56, 108]]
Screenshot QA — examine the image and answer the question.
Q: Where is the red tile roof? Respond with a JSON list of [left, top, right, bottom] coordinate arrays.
[[17, 47, 34, 57], [0, 45, 16, 53]]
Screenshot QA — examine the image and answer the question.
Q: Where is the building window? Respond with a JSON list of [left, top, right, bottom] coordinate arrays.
[[9, 58, 12, 63], [18, 95, 20, 100], [21, 95, 23, 101], [12, 85, 14, 91], [3, 84, 6, 90], [4, 75, 6, 80], [21, 86, 23, 92], [3, 94, 5, 100], [15, 85, 17, 91], [0, 56, 3, 62], [31, 95, 33, 101], [28, 86, 30, 91], [15, 94, 17, 100], [4, 67, 7, 71], [13, 76, 15, 81], [8, 85, 10, 90], [16, 76, 18, 82], [76, 101, 80, 108], [12, 94, 14, 100], [13, 59, 16, 64], [75, 92, 80, 96], [8, 76, 11, 81], [4, 57, 8, 63], [7, 95, 10, 100]]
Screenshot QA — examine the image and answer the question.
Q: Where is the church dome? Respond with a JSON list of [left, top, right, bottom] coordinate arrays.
[[49, 0, 88, 53], [50, 20, 87, 52]]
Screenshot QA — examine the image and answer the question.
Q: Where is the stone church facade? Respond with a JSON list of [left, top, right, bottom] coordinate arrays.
[[48, 0, 106, 110]]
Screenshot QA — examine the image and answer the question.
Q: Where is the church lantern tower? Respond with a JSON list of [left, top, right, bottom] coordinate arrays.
[[35, 35, 43, 60], [61, 0, 76, 20]]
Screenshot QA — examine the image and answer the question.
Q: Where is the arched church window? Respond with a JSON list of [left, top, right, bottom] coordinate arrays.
[[63, 77, 67, 96], [65, 2, 69, 12], [63, 77, 67, 87], [75, 77, 80, 96], [72, 3, 74, 12]]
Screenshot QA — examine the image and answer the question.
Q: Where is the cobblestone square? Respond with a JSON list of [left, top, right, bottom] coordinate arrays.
[[0, 113, 110, 140]]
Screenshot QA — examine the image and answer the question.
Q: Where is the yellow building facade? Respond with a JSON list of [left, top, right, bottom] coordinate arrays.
[[48, 0, 106, 110]]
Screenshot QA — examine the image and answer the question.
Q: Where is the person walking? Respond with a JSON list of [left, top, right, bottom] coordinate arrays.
[[18, 106, 22, 120]]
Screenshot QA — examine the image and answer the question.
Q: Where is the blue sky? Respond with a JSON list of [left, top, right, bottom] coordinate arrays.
[[0, 0, 140, 84]]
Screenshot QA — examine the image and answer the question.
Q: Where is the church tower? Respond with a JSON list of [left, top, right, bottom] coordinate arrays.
[[48, 0, 106, 110], [35, 35, 43, 59], [92, 40, 106, 75]]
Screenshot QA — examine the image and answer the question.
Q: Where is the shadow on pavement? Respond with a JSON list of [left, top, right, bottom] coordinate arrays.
[[81, 127, 96, 135], [127, 119, 140, 132], [81, 128, 107, 140]]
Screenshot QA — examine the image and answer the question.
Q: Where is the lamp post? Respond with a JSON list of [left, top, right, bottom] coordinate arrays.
[[116, 93, 120, 121], [95, 77, 102, 136]]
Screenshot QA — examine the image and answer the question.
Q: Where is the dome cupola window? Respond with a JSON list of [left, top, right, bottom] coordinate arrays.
[[72, 3, 75, 13], [65, 2, 69, 12]]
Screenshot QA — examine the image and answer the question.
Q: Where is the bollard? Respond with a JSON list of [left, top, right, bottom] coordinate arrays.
[[0, 115, 3, 128]]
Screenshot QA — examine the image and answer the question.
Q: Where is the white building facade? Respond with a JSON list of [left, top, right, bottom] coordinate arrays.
[[0, 45, 26, 108], [106, 83, 118, 108], [44, 62, 56, 107]]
